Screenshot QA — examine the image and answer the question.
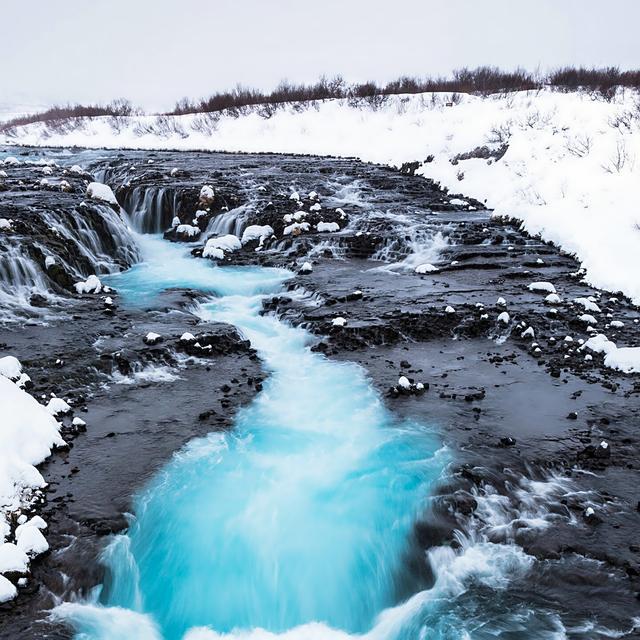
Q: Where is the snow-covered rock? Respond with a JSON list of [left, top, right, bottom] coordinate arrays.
[[445, 305, 455, 314], [175, 224, 201, 238], [72, 416, 87, 427], [545, 293, 561, 304], [143, 332, 162, 345], [86, 182, 118, 206], [283, 222, 310, 236], [199, 185, 215, 205], [0, 219, 13, 231], [332, 317, 347, 327], [74, 275, 102, 294], [496, 297, 507, 306], [180, 332, 196, 342], [497, 311, 510, 324], [0, 356, 22, 381], [574, 297, 601, 313], [528, 281, 556, 294], [415, 263, 438, 274], [202, 234, 241, 259], [241, 225, 274, 246], [298, 261, 313, 274], [46, 396, 71, 416], [580, 333, 640, 373], [316, 221, 339, 233], [578, 313, 598, 325]]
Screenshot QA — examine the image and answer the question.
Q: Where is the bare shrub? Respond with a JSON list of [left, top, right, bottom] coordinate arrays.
[[565, 134, 592, 157], [601, 139, 629, 173]]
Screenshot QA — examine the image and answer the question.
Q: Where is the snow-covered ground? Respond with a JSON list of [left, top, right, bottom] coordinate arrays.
[[3, 89, 640, 303], [2, 91, 640, 380]]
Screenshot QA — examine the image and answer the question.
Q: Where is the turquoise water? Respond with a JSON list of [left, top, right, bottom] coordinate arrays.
[[60, 234, 531, 639]]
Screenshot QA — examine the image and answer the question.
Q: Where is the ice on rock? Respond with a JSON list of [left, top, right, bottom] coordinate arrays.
[[74, 275, 102, 294], [86, 182, 118, 206], [332, 317, 347, 327], [415, 263, 438, 274], [0, 356, 22, 381], [528, 281, 556, 294], [316, 221, 339, 233]]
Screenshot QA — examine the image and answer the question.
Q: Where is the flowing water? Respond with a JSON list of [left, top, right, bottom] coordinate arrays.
[[57, 234, 453, 639]]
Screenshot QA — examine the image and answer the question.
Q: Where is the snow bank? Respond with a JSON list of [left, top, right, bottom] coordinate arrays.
[[6, 89, 640, 302], [0, 366, 65, 598]]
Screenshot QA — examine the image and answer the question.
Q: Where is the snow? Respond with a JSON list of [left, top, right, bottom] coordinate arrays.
[[497, 311, 510, 324], [496, 297, 507, 306], [72, 416, 87, 427], [521, 327, 535, 338], [444, 305, 455, 313], [332, 317, 347, 327], [581, 333, 640, 373], [46, 396, 71, 415], [610, 320, 625, 328], [180, 332, 196, 342], [398, 376, 411, 389], [176, 224, 201, 238], [241, 225, 274, 246], [15, 524, 48, 556], [0, 543, 28, 574], [574, 297, 601, 313], [578, 313, 598, 324], [415, 263, 438, 274], [199, 185, 215, 204], [144, 332, 162, 345], [74, 274, 102, 294], [0, 373, 64, 596], [0, 575, 16, 603], [6, 89, 640, 303], [0, 356, 22, 381], [299, 262, 313, 274], [545, 293, 561, 304], [86, 182, 118, 206], [528, 281, 556, 294], [172, 216, 180, 227], [316, 221, 339, 233], [283, 222, 310, 236], [0, 219, 12, 231], [203, 234, 241, 258]]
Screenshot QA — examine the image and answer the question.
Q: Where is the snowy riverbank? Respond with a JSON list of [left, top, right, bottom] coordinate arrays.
[[3, 88, 640, 303]]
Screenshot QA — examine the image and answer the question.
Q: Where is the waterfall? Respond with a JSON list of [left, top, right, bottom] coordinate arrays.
[[121, 186, 180, 234]]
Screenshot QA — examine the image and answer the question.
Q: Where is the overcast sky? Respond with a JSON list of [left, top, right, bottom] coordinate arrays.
[[3, 0, 639, 112]]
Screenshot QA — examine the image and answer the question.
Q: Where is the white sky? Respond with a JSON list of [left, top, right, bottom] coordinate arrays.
[[2, 0, 639, 112]]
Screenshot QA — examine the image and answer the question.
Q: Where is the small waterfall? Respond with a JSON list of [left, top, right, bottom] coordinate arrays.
[[205, 203, 252, 237], [122, 186, 180, 234]]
